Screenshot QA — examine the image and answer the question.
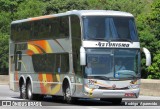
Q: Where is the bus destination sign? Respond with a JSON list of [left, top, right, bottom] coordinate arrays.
[[96, 42, 130, 48]]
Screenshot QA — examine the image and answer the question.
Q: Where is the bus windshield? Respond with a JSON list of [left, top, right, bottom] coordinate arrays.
[[83, 16, 138, 42], [85, 49, 140, 79]]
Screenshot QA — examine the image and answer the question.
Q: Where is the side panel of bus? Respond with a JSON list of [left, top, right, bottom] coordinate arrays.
[[70, 15, 84, 97]]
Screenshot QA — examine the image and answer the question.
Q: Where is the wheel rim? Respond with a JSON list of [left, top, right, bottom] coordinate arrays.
[[21, 83, 26, 99], [28, 85, 32, 99], [27, 83, 33, 99]]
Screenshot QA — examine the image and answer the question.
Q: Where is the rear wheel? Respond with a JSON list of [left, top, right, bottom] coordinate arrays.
[[27, 81, 37, 100], [20, 82, 27, 99], [100, 98, 122, 105]]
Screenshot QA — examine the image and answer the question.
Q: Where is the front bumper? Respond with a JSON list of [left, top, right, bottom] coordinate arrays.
[[83, 88, 140, 98]]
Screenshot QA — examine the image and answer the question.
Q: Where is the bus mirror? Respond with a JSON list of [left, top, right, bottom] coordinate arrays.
[[142, 47, 151, 66], [80, 46, 86, 65]]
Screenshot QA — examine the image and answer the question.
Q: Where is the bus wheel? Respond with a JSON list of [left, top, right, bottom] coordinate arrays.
[[20, 82, 27, 99], [27, 81, 36, 100], [64, 83, 75, 103], [100, 98, 122, 105]]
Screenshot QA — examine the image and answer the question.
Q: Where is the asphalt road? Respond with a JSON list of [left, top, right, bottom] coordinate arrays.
[[0, 85, 159, 109]]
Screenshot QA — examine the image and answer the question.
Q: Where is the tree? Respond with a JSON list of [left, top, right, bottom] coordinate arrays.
[[0, 33, 9, 74], [44, 0, 89, 14], [145, 0, 160, 79], [16, 0, 45, 19], [148, 50, 160, 79], [136, 0, 160, 79]]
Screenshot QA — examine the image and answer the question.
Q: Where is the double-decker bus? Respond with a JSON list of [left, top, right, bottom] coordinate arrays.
[[9, 10, 151, 104]]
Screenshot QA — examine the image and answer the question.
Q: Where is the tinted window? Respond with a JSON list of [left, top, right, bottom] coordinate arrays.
[[71, 15, 81, 38], [32, 54, 55, 72], [32, 53, 69, 73], [11, 16, 69, 42], [61, 54, 69, 72], [83, 16, 138, 41]]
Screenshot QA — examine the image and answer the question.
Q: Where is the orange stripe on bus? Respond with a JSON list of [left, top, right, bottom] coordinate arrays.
[[38, 73, 43, 81], [46, 74, 53, 82], [26, 50, 34, 56], [30, 15, 54, 21], [38, 73, 47, 94], [29, 40, 52, 53], [28, 43, 44, 54], [15, 71, 18, 81]]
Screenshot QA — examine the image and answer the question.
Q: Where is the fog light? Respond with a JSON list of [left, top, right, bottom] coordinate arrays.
[[128, 85, 139, 89]]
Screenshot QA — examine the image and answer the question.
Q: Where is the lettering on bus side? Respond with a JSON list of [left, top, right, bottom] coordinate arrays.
[[97, 42, 130, 48]]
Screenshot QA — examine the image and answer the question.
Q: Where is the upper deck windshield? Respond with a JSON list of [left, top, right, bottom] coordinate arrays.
[[83, 16, 138, 42]]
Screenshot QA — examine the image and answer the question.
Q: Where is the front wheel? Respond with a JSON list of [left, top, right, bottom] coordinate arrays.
[[64, 83, 77, 103]]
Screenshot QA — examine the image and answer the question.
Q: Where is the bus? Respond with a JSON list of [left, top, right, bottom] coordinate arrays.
[[9, 10, 151, 104]]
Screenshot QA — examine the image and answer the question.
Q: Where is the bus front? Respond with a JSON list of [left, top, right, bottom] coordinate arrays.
[[80, 12, 150, 103]]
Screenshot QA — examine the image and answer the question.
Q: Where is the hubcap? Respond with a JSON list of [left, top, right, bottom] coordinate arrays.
[[21, 84, 26, 98], [28, 85, 32, 98], [22, 84, 26, 94]]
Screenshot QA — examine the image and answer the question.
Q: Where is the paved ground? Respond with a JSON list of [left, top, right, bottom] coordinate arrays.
[[0, 85, 159, 109]]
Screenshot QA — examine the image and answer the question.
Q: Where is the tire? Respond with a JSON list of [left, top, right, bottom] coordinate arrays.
[[64, 83, 76, 103], [27, 81, 37, 100], [20, 82, 27, 99], [100, 98, 122, 105]]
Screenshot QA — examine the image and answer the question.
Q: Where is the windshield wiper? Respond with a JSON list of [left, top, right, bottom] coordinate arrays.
[[89, 75, 110, 80], [117, 73, 138, 79]]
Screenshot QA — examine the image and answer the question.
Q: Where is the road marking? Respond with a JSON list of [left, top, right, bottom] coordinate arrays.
[[0, 97, 24, 100], [87, 107, 100, 109]]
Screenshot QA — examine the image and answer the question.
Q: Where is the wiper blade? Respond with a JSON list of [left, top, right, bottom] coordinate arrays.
[[89, 75, 110, 80], [117, 73, 137, 78]]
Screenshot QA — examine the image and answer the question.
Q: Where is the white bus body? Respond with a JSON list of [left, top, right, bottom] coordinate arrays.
[[9, 10, 151, 104]]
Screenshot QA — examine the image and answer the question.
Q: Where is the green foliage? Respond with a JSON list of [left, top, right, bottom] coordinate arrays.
[[0, 0, 159, 78], [147, 0, 160, 40], [148, 51, 160, 79], [0, 33, 9, 74], [140, 0, 160, 79], [0, 12, 11, 33], [44, 0, 89, 14], [16, 0, 45, 19]]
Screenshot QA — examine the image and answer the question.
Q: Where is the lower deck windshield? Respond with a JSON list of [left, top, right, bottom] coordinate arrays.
[[84, 49, 140, 79]]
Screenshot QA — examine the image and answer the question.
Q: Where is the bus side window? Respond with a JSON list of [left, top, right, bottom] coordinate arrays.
[[55, 54, 61, 73], [71, 15, 81, 38], [71, 15, 81, 74], [15, 51, 22, 71], [58, 17, 69, 38], [61, 54, 69, 73]]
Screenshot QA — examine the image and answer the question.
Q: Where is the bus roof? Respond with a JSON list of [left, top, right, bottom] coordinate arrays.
[[11, 10, 133, 24]]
